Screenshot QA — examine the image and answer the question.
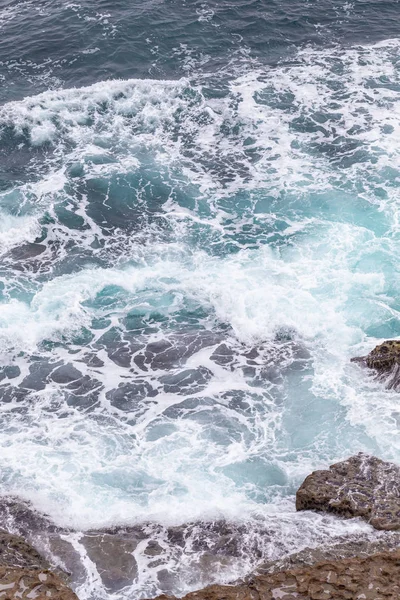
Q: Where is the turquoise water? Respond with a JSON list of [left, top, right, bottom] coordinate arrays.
[[1, 1, 400, 598]]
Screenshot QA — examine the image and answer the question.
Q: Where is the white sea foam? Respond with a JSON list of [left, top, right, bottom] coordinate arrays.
[[1, 37, 400, 600], [0, 220, 394, 517], [0, 213, 41, 255], [0, 223, 372, 352], [0, 38, 398, 207]]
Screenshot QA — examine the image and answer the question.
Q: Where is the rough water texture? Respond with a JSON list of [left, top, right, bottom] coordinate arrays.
[[2, 0, 400, 598]]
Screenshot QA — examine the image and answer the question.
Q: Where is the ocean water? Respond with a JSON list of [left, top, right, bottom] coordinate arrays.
[[1, 0, 400, 598]]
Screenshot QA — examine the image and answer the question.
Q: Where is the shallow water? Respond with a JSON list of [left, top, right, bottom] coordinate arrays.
[[1, 1, 400, 598]]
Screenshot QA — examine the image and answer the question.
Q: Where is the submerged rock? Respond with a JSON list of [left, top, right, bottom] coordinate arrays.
[[150, 549, 400, 600], [351, 339, 400, 389], [0, 497, 59, 536], [0, 501, 78, 598], [296, 453, 400, 530]]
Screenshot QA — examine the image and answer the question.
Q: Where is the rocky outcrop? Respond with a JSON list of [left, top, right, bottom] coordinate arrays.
[[296, 453, 400, 530], [255, 536, 400, 576], [0, 531, 52, 570], [2, 480, 400, 599], [0, 531, 78, 599], [0, 567, 78, 600], [150, 549, 400, 600], [351, 339, 400, 389]]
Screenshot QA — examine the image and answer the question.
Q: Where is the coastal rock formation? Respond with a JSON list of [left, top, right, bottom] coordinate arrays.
[[150, 549, 400, 600], [3, 490, 400, 599], [351, 339, 400, 389], [255, 536, 400, 574], [0, 531, 78, 599], [0, 567, 78, 600], [0, 531, 51, 570], [364, 339, 400, 371], [296, 453, 400, 530]]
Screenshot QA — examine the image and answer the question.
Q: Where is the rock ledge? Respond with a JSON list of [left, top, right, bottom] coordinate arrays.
[[296, 453, 400, 530], [150, 549, 400, 600]]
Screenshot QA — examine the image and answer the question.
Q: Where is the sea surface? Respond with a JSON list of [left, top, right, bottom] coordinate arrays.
[[0, 0, 400, 598]]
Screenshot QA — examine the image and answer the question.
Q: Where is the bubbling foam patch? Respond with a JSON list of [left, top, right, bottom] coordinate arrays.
[[1, 37, 400, 600], [0, 38, 399, 285], [0, 223, 393, 521], [0, 38, 399, 200], [0, 212, 41, 255], [0, 227, 374, 354]]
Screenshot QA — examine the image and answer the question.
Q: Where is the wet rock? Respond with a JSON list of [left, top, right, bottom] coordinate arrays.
[[10, 243, 46, 261], [365, 339, 400, 370], [43, 536, 88, 589], [0, 532, 51, 570], [0, 529, 78, 599], [81, 532, 138, 592], [0, 497, 146, 593], [351, 339, 400, 389], [5, 494, 400, 600], [0, 497, 59, 535], [144, 540, 163, 557], [255, 535, 400, 574], [151, 550, 400, 600], [0, 497, 259, 594], [0, 566, 78, 600], [44, 528, 150, 593], [296, 453, 400, 530]]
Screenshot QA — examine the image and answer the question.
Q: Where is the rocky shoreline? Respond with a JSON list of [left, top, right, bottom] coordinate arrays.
[[296, 453, 400, 531], [148, 453, 400, 600], [0, 530, 78, 599], [0, 454, 398, 598], [150, 549, 400, 599], [1, 342, 400, 598]]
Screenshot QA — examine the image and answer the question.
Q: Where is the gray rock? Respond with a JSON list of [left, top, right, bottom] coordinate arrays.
[[255, 535, 400, 575]]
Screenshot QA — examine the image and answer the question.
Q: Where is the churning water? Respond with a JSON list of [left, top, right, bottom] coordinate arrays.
[[1, 0, 400, 598]]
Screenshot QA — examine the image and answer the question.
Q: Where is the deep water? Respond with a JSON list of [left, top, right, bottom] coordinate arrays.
[[1, 0, 400, 598]]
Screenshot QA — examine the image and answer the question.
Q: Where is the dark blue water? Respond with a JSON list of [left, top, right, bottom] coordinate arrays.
[[1, 0, 399, 102], [1, 1, 400, 598]]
